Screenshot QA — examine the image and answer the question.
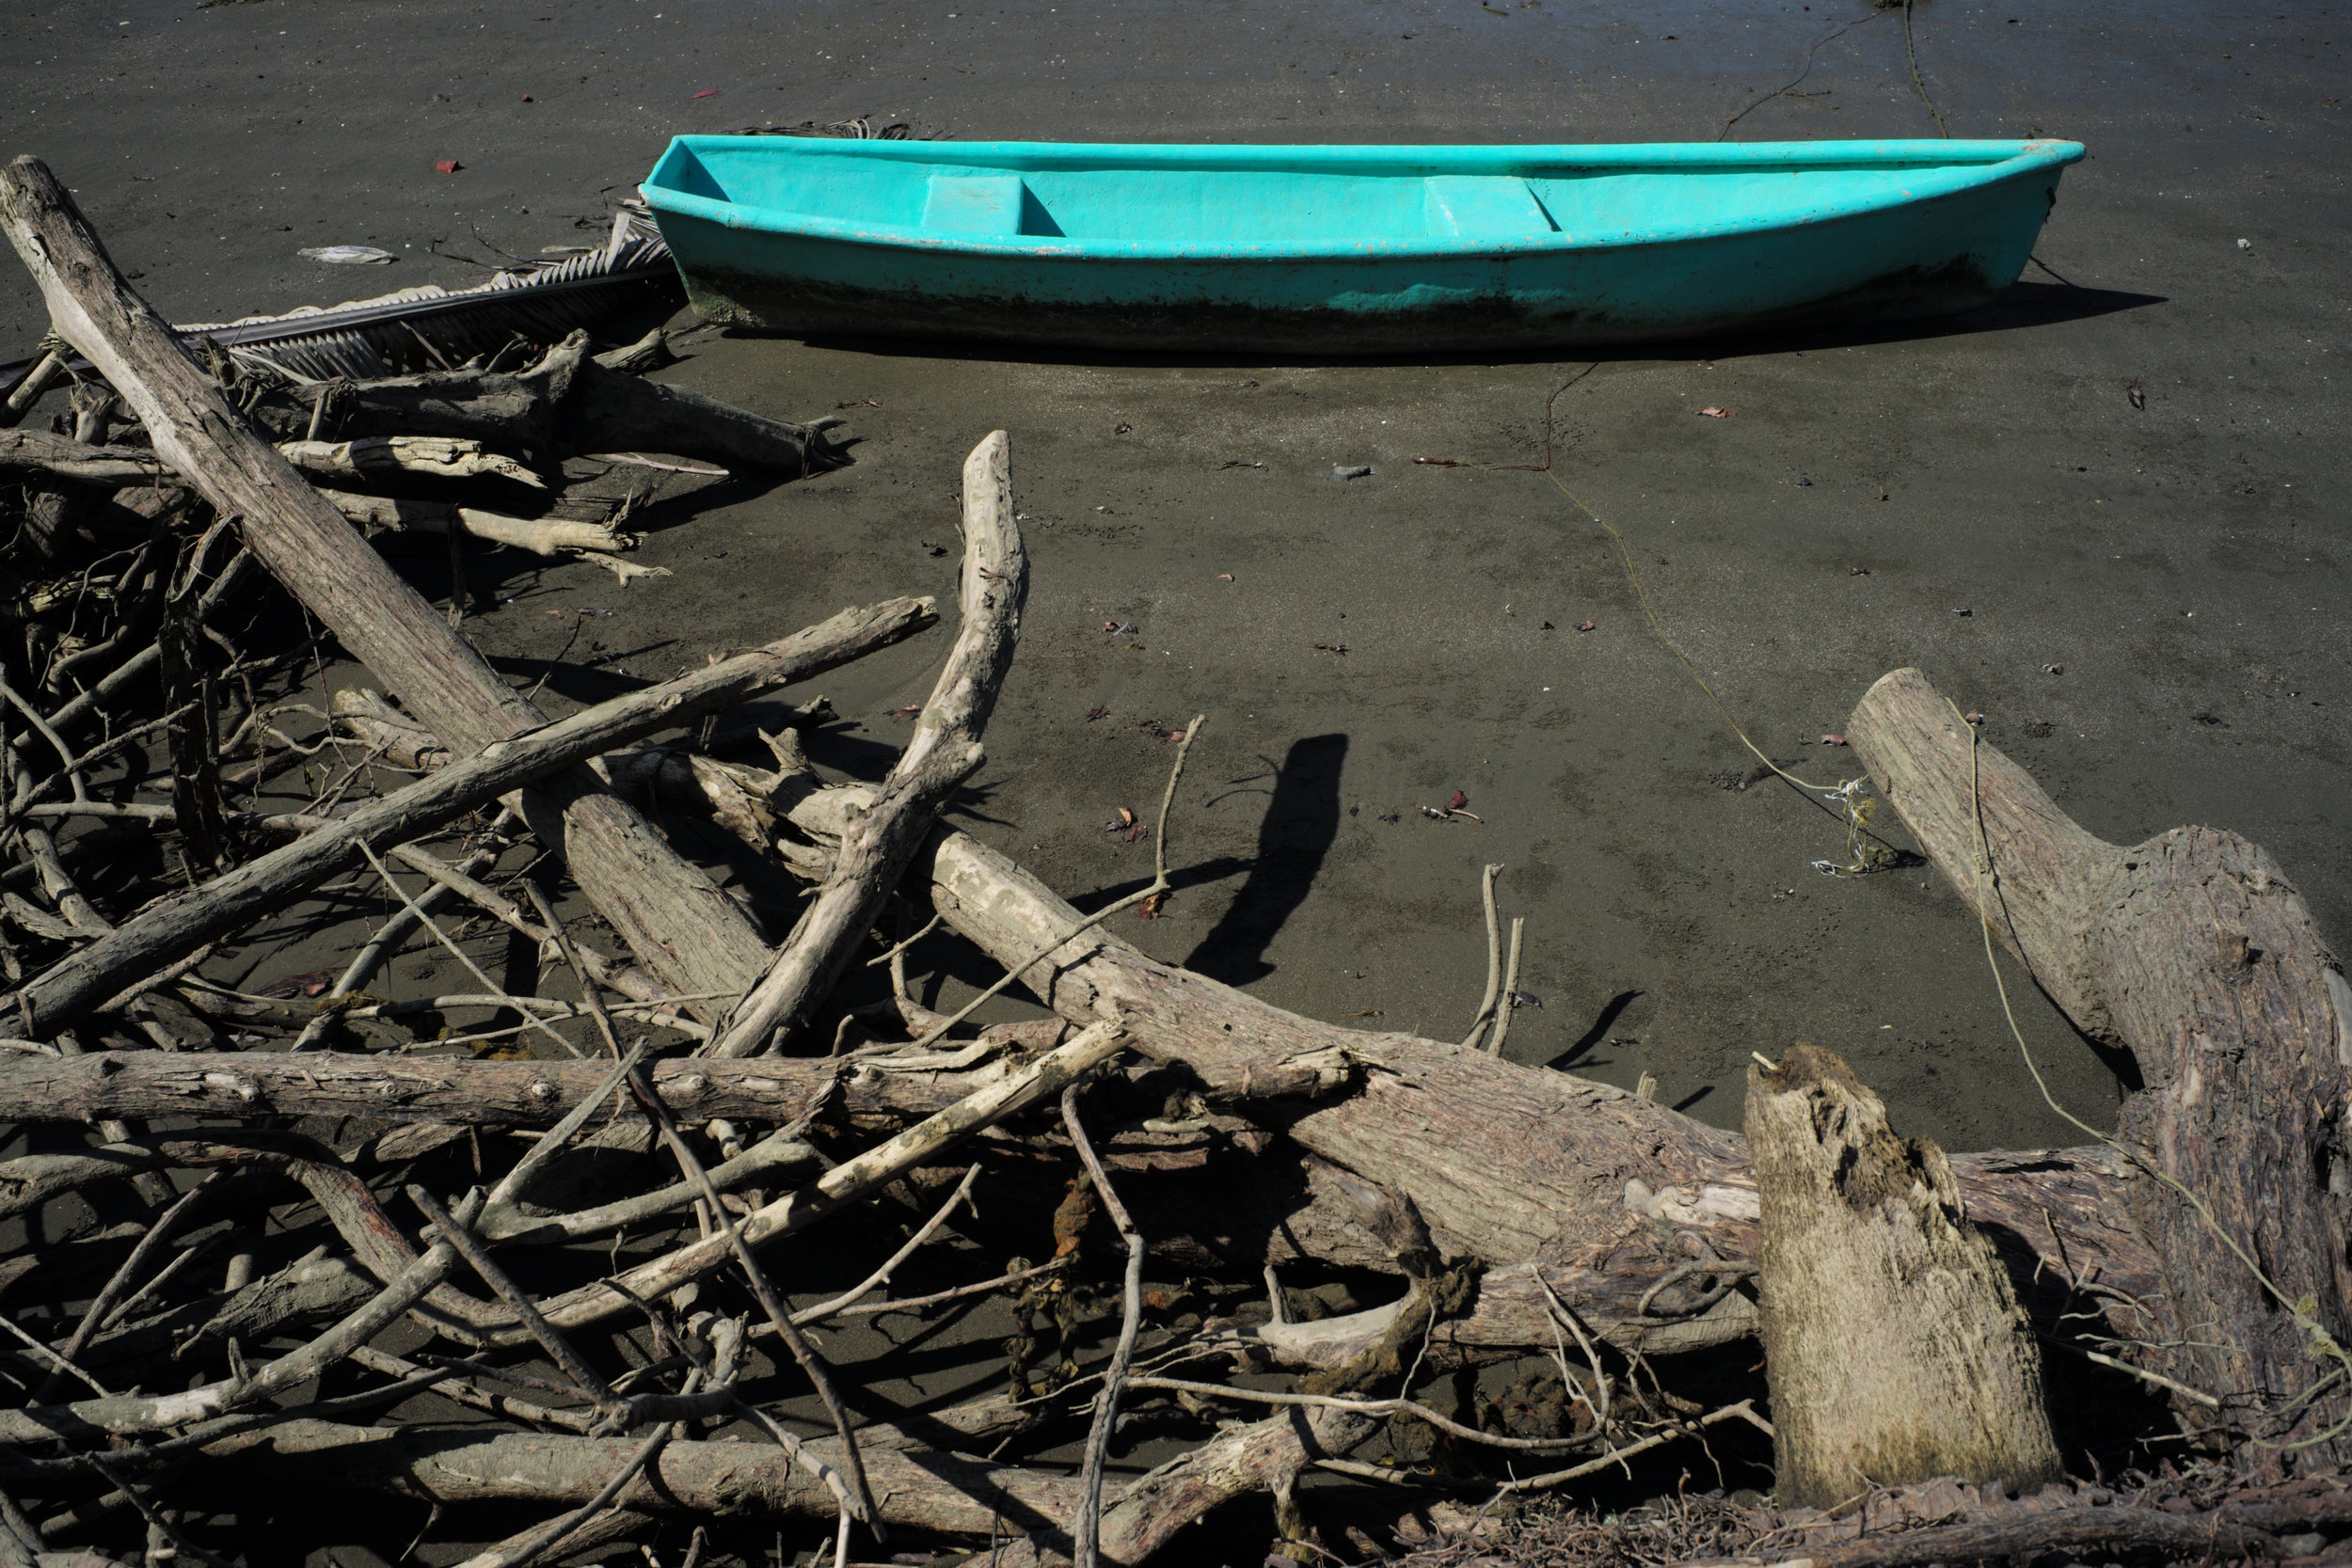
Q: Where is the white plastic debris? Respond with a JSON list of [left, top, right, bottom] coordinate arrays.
[[298, 245, 397, 265]]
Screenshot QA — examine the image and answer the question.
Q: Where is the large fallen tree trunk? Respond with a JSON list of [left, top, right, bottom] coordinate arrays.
[[1848, 667, 2352, 1461], [826, 791, 2166, 1361], [0, 156, 782, 1011]]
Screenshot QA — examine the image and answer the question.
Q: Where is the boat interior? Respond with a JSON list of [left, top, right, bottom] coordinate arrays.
[[653, 141, 2050, 247]]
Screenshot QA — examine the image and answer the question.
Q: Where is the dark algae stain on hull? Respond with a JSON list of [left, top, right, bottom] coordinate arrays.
[[680, 258, 2007, 356]]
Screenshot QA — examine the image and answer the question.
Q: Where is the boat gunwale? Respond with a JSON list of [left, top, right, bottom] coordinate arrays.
[[643, 136, 2086, 263]]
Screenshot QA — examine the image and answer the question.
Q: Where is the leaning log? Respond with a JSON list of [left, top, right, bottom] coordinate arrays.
[[1748, 1043, 2060, 1507], [1849, 666, 2352, 1459], [4, 596, 934, 1028], [0, 155, 774, 1011], [708, 430, 1026, 1056]]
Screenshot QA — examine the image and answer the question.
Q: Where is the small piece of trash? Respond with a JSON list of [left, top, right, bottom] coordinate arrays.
[[1508, 990, 1543, 1009], [299, 245, 396, 265], [692, 88, 722, 99], [1577, 620, 1597, 632], [1330, 464, 1373, 481], [2043, 663, 2065, 674], [1953, 607, 1973, 617], [1820, 733, 1849, 746], [1419, 805, 1447, 820], [1696, 405, 1732, 419], [434, 159, 463, 175], [2236, 237, 2250, 249], [1215, 572, 1234, 582]]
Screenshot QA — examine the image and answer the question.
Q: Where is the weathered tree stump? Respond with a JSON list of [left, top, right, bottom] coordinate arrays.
[[1748, 1043, 2061, 1508]]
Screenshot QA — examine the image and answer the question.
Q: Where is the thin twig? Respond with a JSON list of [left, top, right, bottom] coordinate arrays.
[[1063, 1082, 1144, 1568], [39, 1170, 222, 1402], [405, 1185, 624, 1416], [621, 1058, 885, 1536], [1487, 915, 1525, 1056], [357, 841, 581, 1057], [785, 1163, 981, 1324], [1462, 863, 1504, 1049]]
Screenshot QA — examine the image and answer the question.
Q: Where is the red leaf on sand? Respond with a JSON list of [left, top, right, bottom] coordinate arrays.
[[1138, 893, 1167, 920], [434, 159, 462, 174], [692, 88, 721, 99], [1448, 789, 1468, 811], [1820, 733, 1849, 746], [1696, 405, 1732, 418]]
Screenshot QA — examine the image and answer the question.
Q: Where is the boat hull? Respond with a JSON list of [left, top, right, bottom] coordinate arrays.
[[646, 139, 2080, 355]]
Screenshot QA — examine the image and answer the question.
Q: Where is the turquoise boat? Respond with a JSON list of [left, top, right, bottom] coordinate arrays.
[[643, 136, 2085, 354]]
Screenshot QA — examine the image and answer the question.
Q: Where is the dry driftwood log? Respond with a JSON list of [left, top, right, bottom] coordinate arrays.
[[0, 155, 783, 1012], [4, 596, 933, 1029], [0, 1049, 1009, 1133], [1848, 667, 2352, 1459], [316, 489, 636, 561], [709, 429, 1026, 1057], [1748, 1044, 2060, 1508], [243, 328, 835, 472]]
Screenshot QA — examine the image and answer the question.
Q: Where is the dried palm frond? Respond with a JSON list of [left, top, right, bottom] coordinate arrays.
[[1, 207, 681, 397]]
